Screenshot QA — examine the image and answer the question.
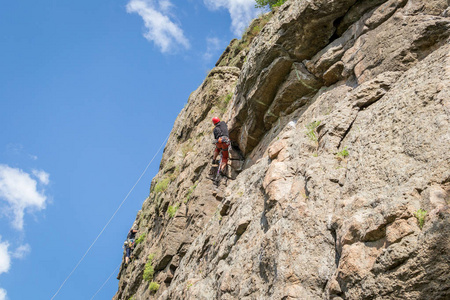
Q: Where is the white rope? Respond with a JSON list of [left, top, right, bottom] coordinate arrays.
[[50, 132, 171, 300], [89, 263, 121, 300]]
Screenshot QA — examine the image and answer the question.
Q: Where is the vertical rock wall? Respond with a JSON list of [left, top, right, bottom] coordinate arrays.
[[115, 0, 450, 299]]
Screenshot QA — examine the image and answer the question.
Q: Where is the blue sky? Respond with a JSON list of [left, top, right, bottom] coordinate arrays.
[[0, 1, 263, 299]]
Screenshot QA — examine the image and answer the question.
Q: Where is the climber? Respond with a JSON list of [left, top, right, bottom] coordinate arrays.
[[211, 117, 230, 175], [124, 226, 138, 265]]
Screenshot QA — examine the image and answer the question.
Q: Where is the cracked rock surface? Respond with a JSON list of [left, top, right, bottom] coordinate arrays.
[[115, 0, 450, 299]]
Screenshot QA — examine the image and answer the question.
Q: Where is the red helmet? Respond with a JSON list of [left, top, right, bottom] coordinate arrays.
[[212, 117, 220, 125]]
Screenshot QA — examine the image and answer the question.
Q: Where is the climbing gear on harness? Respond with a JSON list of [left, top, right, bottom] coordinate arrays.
[[218, 136, 230, 144], [124, 239, 135, 249], [211, 159, 219, 166]]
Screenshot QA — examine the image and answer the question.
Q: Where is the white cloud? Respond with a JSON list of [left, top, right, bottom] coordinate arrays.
[[203, 37, 226, 62], [32, 170, 50, 185], [158, 0, 173, 13], [0, 165, 48, 230], [0, 288, 7, 300], [204, 0, 259, 36], [127, 0, 190, 53], [0, 238, 11, 275], [12, 244, 31, 259]]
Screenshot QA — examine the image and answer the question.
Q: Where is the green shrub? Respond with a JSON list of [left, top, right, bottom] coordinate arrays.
[[154, 177, 170, 194], [149, 281, 160, 292], [272, 0, 287, 8], [135, 233, 146, 246], [306, 121, 321, 142], [167, 205, 179, 218], [143, 254, 155, 282], [414, 209, 427, 230], [255, 0, 286, 10]]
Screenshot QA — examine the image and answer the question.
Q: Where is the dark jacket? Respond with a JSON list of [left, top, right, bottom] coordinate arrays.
[[213, 121, 229, 140], [127, 229, 137, 240]]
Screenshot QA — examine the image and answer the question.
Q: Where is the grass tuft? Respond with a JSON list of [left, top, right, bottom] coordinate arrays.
[[143, 254, 155, 282], [306, 121, 321, 142], [154, 178, 170, 194], [167, 205, 179, 218], [414, 209, 427, 230], [135, 233, 146, 246], [148, 281, 160, 292], [336, 147, 349, 159]]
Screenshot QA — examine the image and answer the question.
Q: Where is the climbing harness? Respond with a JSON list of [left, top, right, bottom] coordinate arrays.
[[124, 239, 135, 249], [217, 136, 230, 144]]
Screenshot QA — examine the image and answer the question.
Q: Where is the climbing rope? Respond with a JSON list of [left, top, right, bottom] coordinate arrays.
[[89, 263, 121, 300], [50, 132, 171, 300]]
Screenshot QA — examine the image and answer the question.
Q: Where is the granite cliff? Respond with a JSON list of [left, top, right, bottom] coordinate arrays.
[[114, 0, 450, 299]]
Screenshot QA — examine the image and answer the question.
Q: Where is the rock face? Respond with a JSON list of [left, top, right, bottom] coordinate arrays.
[[114, 1, 450, 299]]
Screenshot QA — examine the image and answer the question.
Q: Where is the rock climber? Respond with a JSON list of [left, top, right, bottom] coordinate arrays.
[[211, 117, 230, 175], [124, 226, 138, 265]]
